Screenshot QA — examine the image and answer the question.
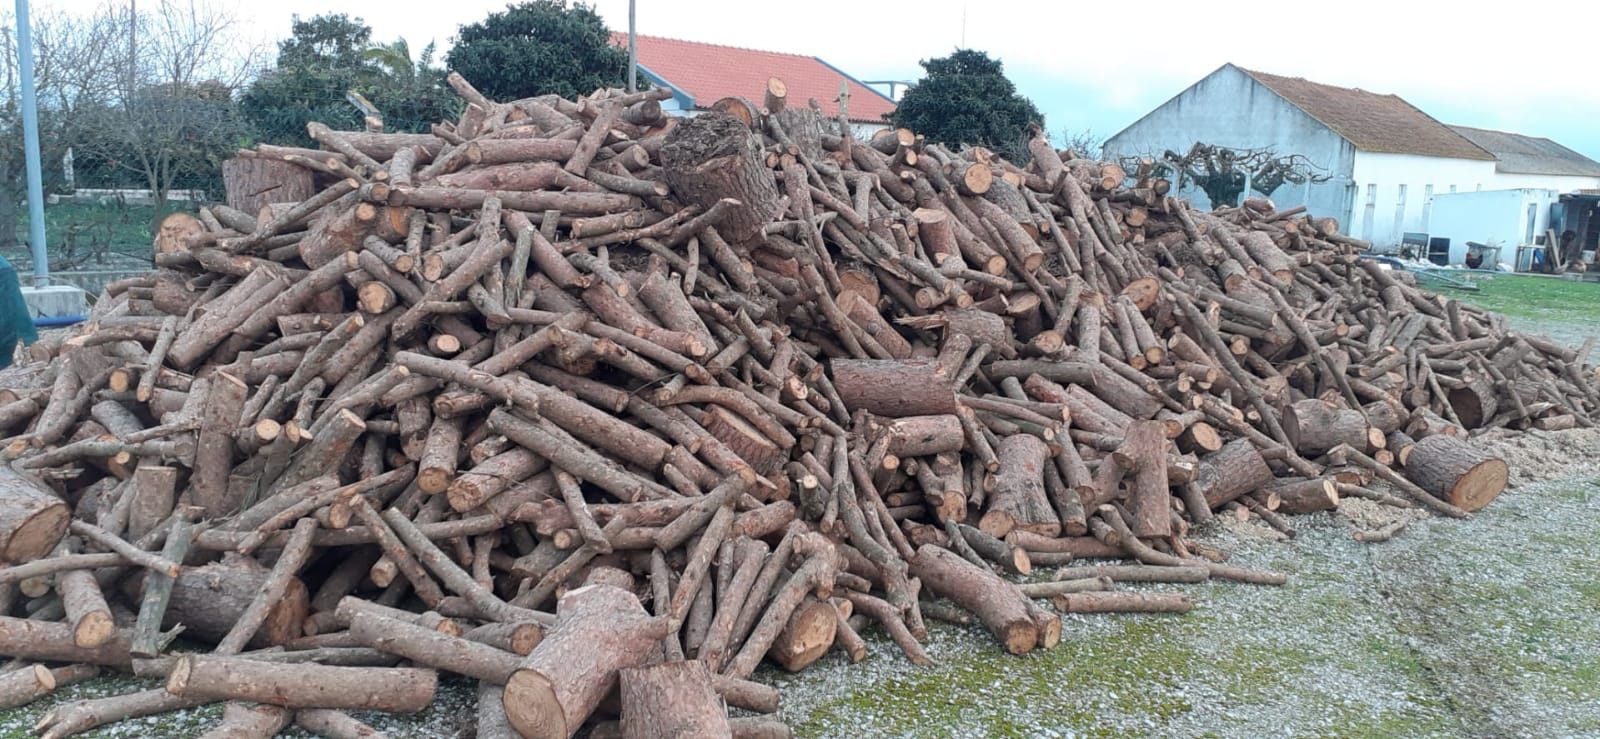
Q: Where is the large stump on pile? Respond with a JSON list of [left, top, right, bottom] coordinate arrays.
[[660, 113, 783, 243], [222, 157, 315, 217], [1405, 435, 1508, 512]]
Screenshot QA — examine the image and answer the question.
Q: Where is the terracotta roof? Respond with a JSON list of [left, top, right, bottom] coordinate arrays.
[[610, 33, 896, 124], [1240, 67, 1494, 161], [1447, 125, 1600, 177]]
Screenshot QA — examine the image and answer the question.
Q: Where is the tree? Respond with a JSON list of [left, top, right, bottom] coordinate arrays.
[[75, 0, 259, 216], [890, 49, 1041, 162], [240, 14, 457, 147], [1136, 142, 1332, 209], [0, 7, 124, 248], [446, 0, 627, 102], [1057, 128, 1104, 160]]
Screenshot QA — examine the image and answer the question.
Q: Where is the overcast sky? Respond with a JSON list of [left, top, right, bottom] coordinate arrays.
[[44, 0, 1600, 159]]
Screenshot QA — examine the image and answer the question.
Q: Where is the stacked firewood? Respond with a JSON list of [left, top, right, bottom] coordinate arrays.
[[0, 71, 1592, 738]]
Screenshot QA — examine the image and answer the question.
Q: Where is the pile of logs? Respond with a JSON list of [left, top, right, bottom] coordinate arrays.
[[0, 70, 1586, 738]]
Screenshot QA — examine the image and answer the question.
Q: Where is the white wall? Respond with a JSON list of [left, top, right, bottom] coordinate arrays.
[[1349, 152, 1498, 248], [1428, 188, 1558, 266], [1103, 65, 1357, 221], [1486, 172, 1600, 193]]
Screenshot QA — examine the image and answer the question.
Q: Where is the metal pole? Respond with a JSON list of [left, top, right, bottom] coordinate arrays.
[[626, 0, 637, 93], [16, 0, 48, 286]]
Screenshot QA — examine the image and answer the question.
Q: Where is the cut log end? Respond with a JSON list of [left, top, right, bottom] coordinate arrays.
[[503, 668, 565, 739]]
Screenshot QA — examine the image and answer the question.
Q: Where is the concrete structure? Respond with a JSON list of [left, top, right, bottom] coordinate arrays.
[[1428, 189, 1558, 267], [610, 34, 896, 134], [20, 284, 88, 318], [1104, 64, 1500, 249]]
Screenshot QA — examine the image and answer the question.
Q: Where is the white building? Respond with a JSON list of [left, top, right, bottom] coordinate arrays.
[[1102, 64, 1600, 251]]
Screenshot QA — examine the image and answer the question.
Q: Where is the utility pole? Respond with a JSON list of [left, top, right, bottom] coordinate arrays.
[[627, 0, 637, 93], [15, 0, 48, 286]]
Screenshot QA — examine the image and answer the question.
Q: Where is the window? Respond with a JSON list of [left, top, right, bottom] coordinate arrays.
[[1422, 185, 1434, 230], [1448, 184, 1458, 193], [1526, 203, 1538, 244], [1395, 184, 1408, 238], [1362, 184, 1377, 240]]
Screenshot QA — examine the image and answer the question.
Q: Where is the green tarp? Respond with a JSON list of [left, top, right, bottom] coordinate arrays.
[[0, 255, 38, 369]]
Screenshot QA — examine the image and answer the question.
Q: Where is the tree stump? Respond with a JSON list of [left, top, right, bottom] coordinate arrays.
[[1405, 435, 1508, 512], [661, 113, 783, 244], [222, 157, 315, 218]]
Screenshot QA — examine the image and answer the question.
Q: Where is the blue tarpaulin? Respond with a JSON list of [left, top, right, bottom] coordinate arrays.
[[0, 255, 38, 369]]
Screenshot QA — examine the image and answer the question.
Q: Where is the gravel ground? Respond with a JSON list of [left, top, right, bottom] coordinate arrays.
[[768, 431, 1600, 738]]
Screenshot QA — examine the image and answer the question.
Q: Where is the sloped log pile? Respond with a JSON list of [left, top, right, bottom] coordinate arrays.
[[0, 72, 1588, 737]]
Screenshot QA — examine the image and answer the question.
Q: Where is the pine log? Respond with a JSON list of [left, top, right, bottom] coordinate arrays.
[[503, 585, 669, 739], [1405, 435, 1508, 512], [166, 655, 436, 712], [908, 544, 1036, 654], [830, 358, 957, 417], [0, 466, 70, 562], [619, 660, 733, 739], [1196, 439, 1274, 510]]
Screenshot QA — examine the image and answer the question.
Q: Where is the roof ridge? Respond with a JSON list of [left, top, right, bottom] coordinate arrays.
[[1449, 123, 1559, 144], [612, 32, 818, 61]]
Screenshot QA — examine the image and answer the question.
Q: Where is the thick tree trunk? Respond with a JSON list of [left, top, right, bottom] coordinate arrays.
[[1284, 399, 1379, 456], [502, 584, 669, 739], [137, 556, 309, 649], [1405, 435, 1508, 512], [0, 466, 70, 562], [830, 359, 957, 417], [1196, 438, 1274, 510], [222, 158, 315, 217], [908, 544, 1037, 655], [661, 113, 783, 243], [764, 596, 837, 673], [619, 660, 732, 739], [983, 434, 1059, 537]]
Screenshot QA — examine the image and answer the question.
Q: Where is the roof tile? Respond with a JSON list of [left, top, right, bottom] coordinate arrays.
[[1448, 125, 1600, 177], [1241, 68, 1494, 161], [611, 34, 896, 124]]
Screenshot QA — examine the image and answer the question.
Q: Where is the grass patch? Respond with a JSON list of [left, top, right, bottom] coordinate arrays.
[[1437, 273, 1600, 346], [1, 201, 178, 271]]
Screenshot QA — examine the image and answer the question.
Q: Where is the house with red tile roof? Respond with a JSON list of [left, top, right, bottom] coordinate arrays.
[[609, 34, 897, 132]]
